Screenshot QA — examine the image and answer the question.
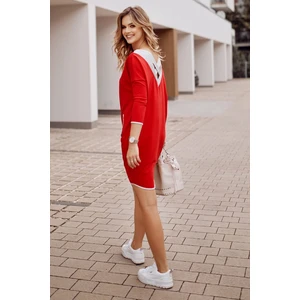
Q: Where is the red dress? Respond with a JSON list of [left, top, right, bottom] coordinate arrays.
[[119, 49, 168, 189]]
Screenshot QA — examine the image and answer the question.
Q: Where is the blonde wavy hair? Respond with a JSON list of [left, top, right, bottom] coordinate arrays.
[[113, 6, 164, 71]]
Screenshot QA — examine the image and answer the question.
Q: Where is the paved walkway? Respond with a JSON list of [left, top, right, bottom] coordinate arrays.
[[50, 79, 250, 300]]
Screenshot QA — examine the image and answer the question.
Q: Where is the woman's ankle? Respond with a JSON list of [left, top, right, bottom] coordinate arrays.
[[156, 262, 169, 274], [131, 240, 142, 250]]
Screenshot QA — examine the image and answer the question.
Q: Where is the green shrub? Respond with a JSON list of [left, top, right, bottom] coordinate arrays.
[[233, 47, 250, 78]]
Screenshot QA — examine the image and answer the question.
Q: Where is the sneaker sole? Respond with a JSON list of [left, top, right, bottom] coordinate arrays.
[[137, 272, 173, 289], [121, 249, 145, 265]]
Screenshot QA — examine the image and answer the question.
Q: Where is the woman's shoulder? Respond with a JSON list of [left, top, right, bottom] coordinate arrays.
[[127, 51, 143, 62], [125, 52, 145, 69]]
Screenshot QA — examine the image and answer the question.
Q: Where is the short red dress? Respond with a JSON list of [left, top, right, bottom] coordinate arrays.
[[119, 49, 168, 189]]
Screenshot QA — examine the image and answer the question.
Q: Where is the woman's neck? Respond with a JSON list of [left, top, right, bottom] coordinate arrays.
[[133, 39, 147, 51]]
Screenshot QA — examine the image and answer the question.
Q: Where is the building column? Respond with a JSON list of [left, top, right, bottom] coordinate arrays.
[[155, 29, 178, 100], [214, 42, 227, 82], [97, 17, 121, 112], [50, 3, 98, 129], [227, 44, 233, 80], [177, 33, 195, 94], [194, 39, 214, 87]]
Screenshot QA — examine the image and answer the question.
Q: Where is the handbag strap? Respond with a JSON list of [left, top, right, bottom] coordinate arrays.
[[163, 146, 179, 193], [162, 147, 169, 155]]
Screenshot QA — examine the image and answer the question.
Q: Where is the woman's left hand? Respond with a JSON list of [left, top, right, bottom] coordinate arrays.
[[126, 144, 141, 169]]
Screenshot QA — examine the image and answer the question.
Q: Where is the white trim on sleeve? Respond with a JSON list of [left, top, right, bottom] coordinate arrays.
[[131, 121, 143, 125]]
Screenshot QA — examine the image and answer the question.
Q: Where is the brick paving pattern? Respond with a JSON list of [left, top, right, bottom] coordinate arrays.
[[50, 79, 250, 300]]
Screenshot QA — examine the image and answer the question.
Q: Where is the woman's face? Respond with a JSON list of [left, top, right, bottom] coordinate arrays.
[[122, 14, 144, 49]]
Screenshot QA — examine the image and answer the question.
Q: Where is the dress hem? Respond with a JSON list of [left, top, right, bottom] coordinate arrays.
[[131, 183, 155, 190]]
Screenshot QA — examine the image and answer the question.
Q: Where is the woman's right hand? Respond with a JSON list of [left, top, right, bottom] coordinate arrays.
[[126, 144, 141, 168]]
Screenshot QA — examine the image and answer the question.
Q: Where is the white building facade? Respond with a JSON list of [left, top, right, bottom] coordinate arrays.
[[50, 0, 235, 129]]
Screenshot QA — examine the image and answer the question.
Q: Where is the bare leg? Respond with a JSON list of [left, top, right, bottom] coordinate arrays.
[[131, 191, 146, 250], [132, 185, 169, 273]]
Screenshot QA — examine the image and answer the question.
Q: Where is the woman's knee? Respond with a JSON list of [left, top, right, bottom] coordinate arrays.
[[133, 187, 157, 211]]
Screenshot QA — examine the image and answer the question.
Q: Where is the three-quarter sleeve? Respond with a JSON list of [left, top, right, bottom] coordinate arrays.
[[126, 54, 148, 125]]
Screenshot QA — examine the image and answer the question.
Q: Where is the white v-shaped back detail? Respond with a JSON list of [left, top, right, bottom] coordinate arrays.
[[134, 49, 162, 86]]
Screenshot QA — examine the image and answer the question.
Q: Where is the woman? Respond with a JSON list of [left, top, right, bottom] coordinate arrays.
[[113, 6, 173, 289]]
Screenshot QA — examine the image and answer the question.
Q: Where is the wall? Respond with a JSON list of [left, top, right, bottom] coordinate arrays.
[[227, 44, 233, 80], [177, 33, 195, 93], [226, 0, 235, 12], [77, 0, 232, 44], [50, 4, 96, 123], [197, 0, 213, 8], [214, 42, 227, 82], [155, 29, 178, 99], [195, 39, 214, 86], [96, 17, 120, 110]]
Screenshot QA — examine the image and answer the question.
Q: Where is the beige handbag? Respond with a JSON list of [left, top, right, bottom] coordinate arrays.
[[154, 148, 184, 196]]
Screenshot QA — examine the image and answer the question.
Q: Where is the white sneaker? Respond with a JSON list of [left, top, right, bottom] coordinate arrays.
[[138, 263, 173, 289], [121, 239, 145, 264]]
